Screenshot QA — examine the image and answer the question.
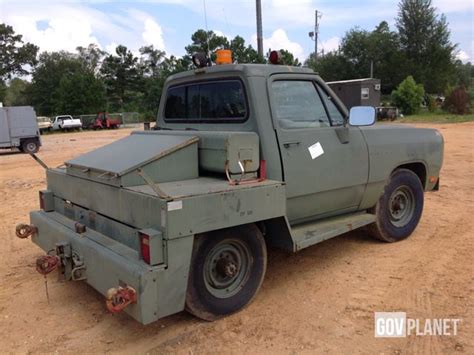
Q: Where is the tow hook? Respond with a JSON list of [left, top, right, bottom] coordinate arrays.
[[106, 286, 137, 313], [36, 255, 60, 304], [36, 255, 60, 275], [15, 223, 37, 239]]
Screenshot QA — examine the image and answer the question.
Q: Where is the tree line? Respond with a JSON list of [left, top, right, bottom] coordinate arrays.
[[0, 0, 472, 118]]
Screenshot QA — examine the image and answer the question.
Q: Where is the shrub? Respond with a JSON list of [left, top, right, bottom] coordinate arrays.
[[444, 86, 470, 115], [391, 76, 425, 115]]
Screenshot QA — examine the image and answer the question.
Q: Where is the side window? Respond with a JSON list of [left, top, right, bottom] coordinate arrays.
[[272, 81, 330, 129], [316, 85, 345, 126], [164, 80, 247, 121]]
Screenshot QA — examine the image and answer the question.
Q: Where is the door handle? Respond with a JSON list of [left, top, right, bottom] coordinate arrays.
[[283, 141, 301, 148]]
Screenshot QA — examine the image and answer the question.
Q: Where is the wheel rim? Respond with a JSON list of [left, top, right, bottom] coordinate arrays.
[[26, 142, 36, 152], [388, 185, 415, 227], [203, 239, 252, 298]]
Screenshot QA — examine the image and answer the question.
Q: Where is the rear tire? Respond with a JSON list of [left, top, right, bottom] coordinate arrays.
[[21, 139, 39, 154], [185, 224, 267, 321], [368, 169, 424, 242]]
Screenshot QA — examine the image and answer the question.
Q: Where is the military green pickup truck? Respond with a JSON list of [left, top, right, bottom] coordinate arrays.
[[19, 63, 443, 324]]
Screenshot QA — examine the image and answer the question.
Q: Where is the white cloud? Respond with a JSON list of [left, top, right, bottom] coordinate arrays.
[[320, 36, 340, 53], [213, 30, 231, 41], [105, 42, 118, 55], [253, 29, 305, 60], [432, 0, 473, 13], [0, 2, 166, 55], [456, 50, 470, 63], [6, 13, 100, 53], [142, 18, 166, 50]]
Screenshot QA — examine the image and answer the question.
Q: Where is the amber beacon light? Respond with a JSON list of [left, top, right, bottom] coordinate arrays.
[[216, 49, 232, 65]]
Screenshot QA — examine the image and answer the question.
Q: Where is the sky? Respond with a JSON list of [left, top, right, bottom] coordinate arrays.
[[0, 0, 472, 64]]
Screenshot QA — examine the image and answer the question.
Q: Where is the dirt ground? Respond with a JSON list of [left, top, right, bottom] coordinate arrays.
[[0, 123, 472, 354]]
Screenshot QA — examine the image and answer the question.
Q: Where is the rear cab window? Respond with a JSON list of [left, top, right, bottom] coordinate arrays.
[[164, 80, 248, 123]]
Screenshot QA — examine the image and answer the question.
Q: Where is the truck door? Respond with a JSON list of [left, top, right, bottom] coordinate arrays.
[[269, 76, 369, 224]]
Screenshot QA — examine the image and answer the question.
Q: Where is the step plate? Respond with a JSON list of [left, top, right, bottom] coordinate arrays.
[[292, 213, 376, 251]]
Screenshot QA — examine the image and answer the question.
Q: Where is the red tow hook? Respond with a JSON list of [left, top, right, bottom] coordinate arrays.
[[16, 224, 37, 239], [106, 286, 137, 313], [36, 255, 60, 275], [36, 255, 60, 304]]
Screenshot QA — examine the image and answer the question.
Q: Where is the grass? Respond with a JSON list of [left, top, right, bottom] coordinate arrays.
[[396, 109, 474, 123]]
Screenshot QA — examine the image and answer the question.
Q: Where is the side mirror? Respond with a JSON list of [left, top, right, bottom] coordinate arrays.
[[348, 106, 376, 126]]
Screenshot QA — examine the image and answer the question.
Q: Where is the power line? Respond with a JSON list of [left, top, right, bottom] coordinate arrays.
[[202, 0, 211, 58]]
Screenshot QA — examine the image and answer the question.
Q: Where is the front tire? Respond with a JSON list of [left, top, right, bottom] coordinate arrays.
[[368, 169, 424, 242], [186, 224, 267, 321]]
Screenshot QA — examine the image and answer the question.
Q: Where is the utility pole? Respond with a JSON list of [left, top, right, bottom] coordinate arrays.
[[256, 0, 263, 57], [314, 10, 319, 60], [308, 10, 321, 61]]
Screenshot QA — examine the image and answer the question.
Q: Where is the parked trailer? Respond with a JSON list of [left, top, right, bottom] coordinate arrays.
[[0, 106, 41, 153]]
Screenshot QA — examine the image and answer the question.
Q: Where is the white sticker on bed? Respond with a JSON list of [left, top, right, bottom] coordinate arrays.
[[308, 142, 324, 160], [167, 200, 183, 211]]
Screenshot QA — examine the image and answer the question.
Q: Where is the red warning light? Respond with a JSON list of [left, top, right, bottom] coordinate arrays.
[[269, 50, 281, 65]]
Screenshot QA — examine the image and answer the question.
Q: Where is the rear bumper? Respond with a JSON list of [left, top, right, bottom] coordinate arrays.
[[30, 210, 164, 324]]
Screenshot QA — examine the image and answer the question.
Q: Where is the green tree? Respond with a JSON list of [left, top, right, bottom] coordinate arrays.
[[275, 49, 301, 66], [453, 61, 473, 88], [185, 29, 229, 62], [139, 45, 168, 119], [229, 36, 264, 63], [0, 23, 38, 80], [161, 55, 192, 75], [140, 45, 166, 77], [391, 75, 425, 114], [306, 51, 355, 82], [28, 51, 106, 115], [4, 78, 31, 106], [0, 80, 6, 103], [396, 0, 456, 93], [306, 22, 406, 93], [76, 43, 106, 73], [55, 71, 106, 115], [100, 45, 143, 111], [28, 51, 83, 115]]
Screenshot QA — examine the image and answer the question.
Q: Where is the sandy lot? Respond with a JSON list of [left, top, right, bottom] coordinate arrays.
[[0, 123, 472, 354]]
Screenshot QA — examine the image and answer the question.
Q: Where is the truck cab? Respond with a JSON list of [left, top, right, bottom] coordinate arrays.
[[21, 63, 443, 325], [157, 64, 442, 224]]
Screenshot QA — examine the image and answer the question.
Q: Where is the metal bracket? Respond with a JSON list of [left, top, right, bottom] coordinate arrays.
[[71, 265, 87, 281], [96, 171, 117, 180], [55, 243, 87, 281], [136, 168, 173, 201], [225, 160, 263, 186], [29, 153, 49, 170], [55, 242, 72, 281]]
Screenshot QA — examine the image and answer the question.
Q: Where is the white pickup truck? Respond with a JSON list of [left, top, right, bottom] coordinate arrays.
[[52, 115, 82, 131]]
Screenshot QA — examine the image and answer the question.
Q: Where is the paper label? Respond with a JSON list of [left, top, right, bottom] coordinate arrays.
[[308, 142, 324, 160], [167, 200, 183, 211]]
